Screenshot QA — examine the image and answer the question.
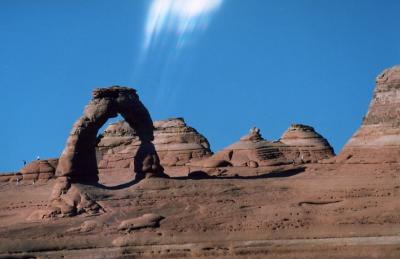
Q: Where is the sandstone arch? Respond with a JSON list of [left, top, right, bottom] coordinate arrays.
[[44, 86, 166, 217], [56, 86, 165, 183]]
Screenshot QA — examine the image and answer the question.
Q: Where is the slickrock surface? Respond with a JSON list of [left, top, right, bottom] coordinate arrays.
[[117, 213, 164, 231], [338, 66, 400, 163], [0, 163, 399, 258], [279, 124, 335, 163], [97, 118, 211, 171]]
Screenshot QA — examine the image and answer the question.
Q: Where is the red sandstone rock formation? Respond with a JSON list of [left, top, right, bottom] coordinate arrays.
[[196, 125, 334, 168], [3, 67, 400, 258], [48, 86, 166, 218], [56, 86, 164, 183], [196, 128, 290, 168], [338, 66, 400, 163], [20, 159, 58, 181], [96, 117, 212, 169], [279, 124, 335, 163]]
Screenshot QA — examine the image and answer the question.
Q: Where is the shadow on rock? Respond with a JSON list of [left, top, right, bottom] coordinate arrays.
[[91, 173, 145, 190], [178, 166, 306, 181]]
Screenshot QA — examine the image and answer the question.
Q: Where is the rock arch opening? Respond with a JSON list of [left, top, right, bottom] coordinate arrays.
[[43, 87, 168, 218], [55, 86, 165, 184], [95, 116, 137, 186]]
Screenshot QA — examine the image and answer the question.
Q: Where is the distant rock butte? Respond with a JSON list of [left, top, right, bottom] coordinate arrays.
[[194, 125, 334, 168], [0, 159, 59, 184], [338, 66, 400, 163], [96, 117, 212, 170], [20, 159, 58, 181]]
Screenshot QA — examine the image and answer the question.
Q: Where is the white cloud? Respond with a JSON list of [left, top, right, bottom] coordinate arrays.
[[143, 0, 224, 50]]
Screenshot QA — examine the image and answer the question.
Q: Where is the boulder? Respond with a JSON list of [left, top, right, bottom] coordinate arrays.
[[117, 213, 164, 231]]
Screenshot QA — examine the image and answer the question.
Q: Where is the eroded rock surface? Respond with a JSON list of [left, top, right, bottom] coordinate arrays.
[[96, 117, 212, 169], [56, 86, 163, 183], [20, 159, 58, 181], [196, 125, 334, 168], [338, 66, 400, 163], [49, 86, 166, 218], [2, 67, 400, 258], [196, 128, 290, 168], [279, 124, 335, 163], [117, 213, 164, 231]]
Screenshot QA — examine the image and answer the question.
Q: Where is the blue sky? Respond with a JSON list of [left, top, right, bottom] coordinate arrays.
[[0, 0, 399, 172]]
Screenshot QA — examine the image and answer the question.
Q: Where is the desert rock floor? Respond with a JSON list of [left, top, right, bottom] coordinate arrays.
[[0, 163, 399, 258]]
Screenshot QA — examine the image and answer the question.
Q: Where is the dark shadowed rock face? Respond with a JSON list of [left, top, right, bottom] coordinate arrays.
[[338, 66, 400, 163], [279, 124, 335, 163], [96, 117, 212, 169]]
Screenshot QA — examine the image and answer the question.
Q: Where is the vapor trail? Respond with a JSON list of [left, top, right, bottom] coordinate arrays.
[[143, 0, 224, 52], [136, 0, 224, 110]]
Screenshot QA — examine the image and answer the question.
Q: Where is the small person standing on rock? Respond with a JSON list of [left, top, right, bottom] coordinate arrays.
[[22, 160, 26, 166], [36, 156, 40, 160]]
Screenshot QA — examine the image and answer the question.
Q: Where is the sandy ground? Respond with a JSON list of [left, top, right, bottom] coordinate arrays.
[[0, 163, 399, 258]]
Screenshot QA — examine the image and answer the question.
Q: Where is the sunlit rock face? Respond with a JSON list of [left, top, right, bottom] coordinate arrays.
[[338, 66, 400, 163], [96, 118, 212, 169], [279, 124, 335, 163], [192, 128, 289, 168], [212, 128, 289, 167], [193, 125, 334, 168], [20, 159, 59, 181]]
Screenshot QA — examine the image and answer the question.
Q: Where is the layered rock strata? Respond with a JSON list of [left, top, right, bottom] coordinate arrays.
[[196, 128, 289, 168], [96, 117, 212, 169], [279, 124, 335, 163], [338, 66, 400, 163], [197, 125, 334, 168], [20, 159, 58, 181]]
